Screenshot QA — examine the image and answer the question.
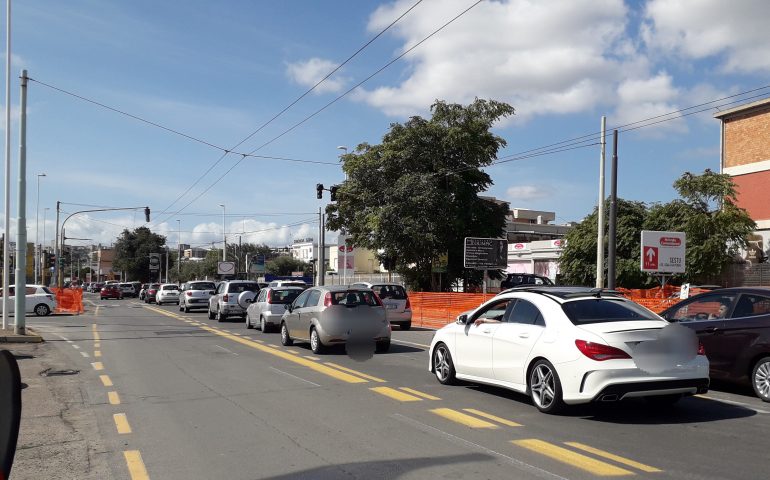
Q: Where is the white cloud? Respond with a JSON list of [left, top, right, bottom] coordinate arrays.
[[610, 72, 687, 135], [285, 58, 348, 94], [642, 0, 770, 73], [506, 184, 553, 201]]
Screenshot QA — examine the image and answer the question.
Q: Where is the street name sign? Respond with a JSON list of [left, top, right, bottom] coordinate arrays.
[[640, 230, 685, 274], [464, 237, 508, 270]]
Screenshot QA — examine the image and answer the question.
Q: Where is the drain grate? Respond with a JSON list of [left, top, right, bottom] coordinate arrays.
[[40, 368, 80, 377]]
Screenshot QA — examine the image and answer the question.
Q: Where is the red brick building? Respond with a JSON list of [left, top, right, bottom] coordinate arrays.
[[715, 97, 770, 261]]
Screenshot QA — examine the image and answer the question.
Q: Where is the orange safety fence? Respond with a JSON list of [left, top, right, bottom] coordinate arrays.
[[408, 292, 495, 329], [51, 288, 84, 314]]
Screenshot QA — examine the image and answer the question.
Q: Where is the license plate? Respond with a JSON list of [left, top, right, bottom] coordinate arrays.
[[386, 304, 398, 310]]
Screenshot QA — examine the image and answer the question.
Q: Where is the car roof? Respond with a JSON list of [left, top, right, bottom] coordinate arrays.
[[224, 280, 259, 284], [266, 286, 304, 290], [320, 285, 374, 292], [497, 286, 625, 303]]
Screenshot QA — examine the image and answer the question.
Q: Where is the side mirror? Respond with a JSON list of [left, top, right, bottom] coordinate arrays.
[[457, 314, 468, 325], [209, 290, 215, 295], [285, 304, 292, 312]]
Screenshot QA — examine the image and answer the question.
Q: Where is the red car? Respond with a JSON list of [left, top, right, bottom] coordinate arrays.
[[100, 284, 123, 300]]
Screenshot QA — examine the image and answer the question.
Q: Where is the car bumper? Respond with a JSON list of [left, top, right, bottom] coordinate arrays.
[[184, 298, 209, 309], [263, 313, 284, 326], [317, 325, 391, 345], [385, 310, 412, 324], [222, 304, 246, 315]]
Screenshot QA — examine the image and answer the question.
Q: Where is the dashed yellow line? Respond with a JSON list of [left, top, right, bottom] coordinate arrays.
[[93, 331, 101, 341], [371, 386, 422, 402], [565, 442, 661, 473], [100, 375, 113, 387], [399, 387, 440, 400], [108, 391, 121, 405], [92, 323, 98, 331], [91, 362, 104, 371], [94, 342, 101, 349], [325, 362, 386, 383], [462, 408, 521, 427], [430, 408, 499, 429], [512, 439, 633, 476], [124, 450, 150, 480], [113, 413, 132, 434], [94, 351, 102, 358]]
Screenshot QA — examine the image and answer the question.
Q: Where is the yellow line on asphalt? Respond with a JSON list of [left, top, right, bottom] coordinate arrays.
[[144, 305, 369, 384], [92, 323, 98, 331], [108, 391, 121, 405], [462, 408, 521, 427], [94, 342, 100, 349], [565, 442, 661, 473], [512, 439, 633, 476], [325, 362, 386, 383], [93, 331, 101, 341], [94, 351, 102, 357], [399, 387, 440, 400], [91, 362, 104, 371], [430, 408, 499, 429], [100, 375, 113, 387], [371, 386, 422, 402], [95, 306, 100, 316], [124, 450, 150, 480], [114, 413, 132, 434]]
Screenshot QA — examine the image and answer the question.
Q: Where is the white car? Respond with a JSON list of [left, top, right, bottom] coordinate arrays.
[[246, 286, 304, 332], [428, 287, 710, 414], [208, 280, 260, 322], [0, 284, 57, 316], [155, 284, 180, 305], [178, 281, 216, 313], [267, 280, 308, 289]]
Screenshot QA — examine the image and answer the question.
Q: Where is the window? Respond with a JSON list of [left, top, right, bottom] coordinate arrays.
[[256, 290, 266, 303], [292, 290, 311, 309], [25, 287, 37, 295], [667, 294, 737, 322], [372, 284, 407, 300], [190, 282, 215, 291], [562, 298, 657, 325], [732, 294, 770, 318], [473, 299, 515, 322], [305, 290, 322, 308], [227, 283, 258, 294], [329, 290, 380, 307], [509, 299, 544, 325], [271, 289, 301, 304]]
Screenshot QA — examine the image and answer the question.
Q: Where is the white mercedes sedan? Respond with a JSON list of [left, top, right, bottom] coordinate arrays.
[[429, 287, 710, 414]]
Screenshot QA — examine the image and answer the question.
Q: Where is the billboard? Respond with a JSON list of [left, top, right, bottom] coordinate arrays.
[[464, 237, 508, 270]]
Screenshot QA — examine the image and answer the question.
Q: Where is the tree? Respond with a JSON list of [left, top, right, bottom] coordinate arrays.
[[113, 227, 171, 282], [645, 169, 755, 283], [266, 255, 310, 276], [325, 99, 513, 291], [559, 199, 651, 288]]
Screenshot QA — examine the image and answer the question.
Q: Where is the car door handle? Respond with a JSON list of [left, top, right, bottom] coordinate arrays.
[[518, 333, 530, 339], [482, 329, 492, 334]]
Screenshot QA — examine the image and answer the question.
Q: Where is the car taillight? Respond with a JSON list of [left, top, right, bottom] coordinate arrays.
[[697, 342, 706, 356], [405, 297, 411, 310], [372, 293, 384, 307], [223, 294, 229, 302], [324, 292, 332, 307], [46, 295, 53, 301], [267, 290, 273, 303], [186, 291, 193, 296], [575, 340, 631, 361]]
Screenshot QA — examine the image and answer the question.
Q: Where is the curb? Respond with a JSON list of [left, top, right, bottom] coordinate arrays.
[[0, 326, 44, 343]]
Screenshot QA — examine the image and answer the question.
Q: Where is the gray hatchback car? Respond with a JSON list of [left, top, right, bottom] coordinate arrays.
[[280, 286, 391, 354], [246, 286, 304, 332]]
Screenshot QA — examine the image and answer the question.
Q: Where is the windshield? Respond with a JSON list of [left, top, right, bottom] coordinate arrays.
[[372, 284, 407, 300], [190, 282, 216, 290], [561, 298, 658, 325]]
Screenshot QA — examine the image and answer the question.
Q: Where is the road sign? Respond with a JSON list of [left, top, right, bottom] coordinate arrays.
[[149, 253, 160, 272], [249, 254, 266, 273], [463, 237, 508, 270], [640, 231, 685, 274], [217, 261, 236, 275], [432, 253, 448, 273]]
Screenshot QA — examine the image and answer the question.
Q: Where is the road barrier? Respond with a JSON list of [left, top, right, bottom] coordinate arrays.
[[51, 288, 84, 314], [407, 292, 495, 329]]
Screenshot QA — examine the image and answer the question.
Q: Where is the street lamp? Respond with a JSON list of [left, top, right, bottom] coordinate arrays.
[[35, 172, 46, 283], [337, 146, 348, 181], [219, 204, 226, 261]]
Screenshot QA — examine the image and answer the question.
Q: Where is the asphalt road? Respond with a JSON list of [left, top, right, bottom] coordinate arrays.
[[23, 293, 770, 480]]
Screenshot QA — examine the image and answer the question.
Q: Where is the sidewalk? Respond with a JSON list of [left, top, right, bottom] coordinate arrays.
[[0, 327, 43, 344], [2, 341, 113, 479]]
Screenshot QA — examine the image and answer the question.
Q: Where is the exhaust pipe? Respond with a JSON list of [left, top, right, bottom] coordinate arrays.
[[600, 394, 618, 402]]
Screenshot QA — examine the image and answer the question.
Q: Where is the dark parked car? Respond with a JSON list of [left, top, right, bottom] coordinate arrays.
[[500, 273, 554, 290], [100, 284, 123, 300], [660, 287, 770, 402], [143, 283, 161, 304]]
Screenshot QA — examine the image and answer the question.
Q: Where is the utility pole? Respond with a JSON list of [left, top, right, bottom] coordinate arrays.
[[13, 69, 28, 335], [164, 245, 169, 283], [2, 0, 12, 330], [317, 207, 325, 286], [607, 130, 619, 290], [176, 219, 181, 282], [595, 116, 606, 288]]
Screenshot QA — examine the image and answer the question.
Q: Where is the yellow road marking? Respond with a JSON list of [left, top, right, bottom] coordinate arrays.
[[94, 351, 102, 357], [371, 386, 422, 402], [399, 387, 440, 400], [430, 408, 499, 429], [565, 442, 661, 473], [93, 331, 101, 341], [114, 413, 132, 434], [512, 439, 633, 476], [325, 362, 386, 383], [100, 375, 113, 387], [222, 329, 231, 333], [108, 391, 121, 405], [91, 362, 104, 371], [95, 306, 100, 316], [144, 305, 369, 383], [94, 342, 101, 348], [92, 323, 98, 331], [124, 450, 150, 480], [462, 408, 521, 427]]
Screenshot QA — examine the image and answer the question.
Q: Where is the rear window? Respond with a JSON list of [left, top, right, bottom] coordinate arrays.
[[329, 290, 380, 307], [162, 285, 179, 291], [561, 298, 657, 325], [228, 283, 259, 294], [371, 284, 407, 300], [270, 289, 302, 304], [42, 287, 54, 295], [190, 282, 215, 291]]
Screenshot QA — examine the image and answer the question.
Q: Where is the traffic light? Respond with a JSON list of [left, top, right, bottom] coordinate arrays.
[[144, 207, 151, 222], [47, 254, 55, 268], [316, 183, 324, 199], [330, 185, 339, 201]]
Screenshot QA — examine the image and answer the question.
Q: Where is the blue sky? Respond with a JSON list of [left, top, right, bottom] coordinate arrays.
[[1, 0, 769, 249]]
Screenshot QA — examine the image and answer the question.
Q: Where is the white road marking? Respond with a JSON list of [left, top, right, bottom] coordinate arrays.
[[80, 351, 90, 358], [268, 366, 321, 387], [392, 339, 430, 349], [72, 345, 80, 349], [214, 344, 238, 355], [695, 394, 769, 414]]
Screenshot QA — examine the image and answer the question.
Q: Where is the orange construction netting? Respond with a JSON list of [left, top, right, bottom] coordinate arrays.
[[51, 288, 84, 314]]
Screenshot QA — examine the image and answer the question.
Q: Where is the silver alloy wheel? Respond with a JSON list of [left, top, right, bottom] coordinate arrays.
[[261, 317, 266, 332], [34, 304, 50, 316], [434, 345, 450, 382], [310, 329, 320, 352], [755, 360, 770, 400], [281, 323, 290, 344], [530, 363, 556, 409]]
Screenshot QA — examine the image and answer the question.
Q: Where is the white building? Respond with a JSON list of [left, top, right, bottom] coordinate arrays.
[[507, 239, 565, 283], [290, 237, 317, 262]]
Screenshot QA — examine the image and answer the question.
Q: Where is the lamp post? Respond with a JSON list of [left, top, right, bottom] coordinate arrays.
[[337, 145, 348, 181], [177, 219, 181, 282], [35, 172, 46, 283], [219, 204, 226, 261], [42, 207, 49, 285]]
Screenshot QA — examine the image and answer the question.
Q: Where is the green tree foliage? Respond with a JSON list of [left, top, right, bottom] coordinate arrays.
[[113, 227, 170, 282], [644, 170, 755, 283], [560, 199, 651, 288], [266, 255, 310, 276], [325, 99, 513, 291]]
